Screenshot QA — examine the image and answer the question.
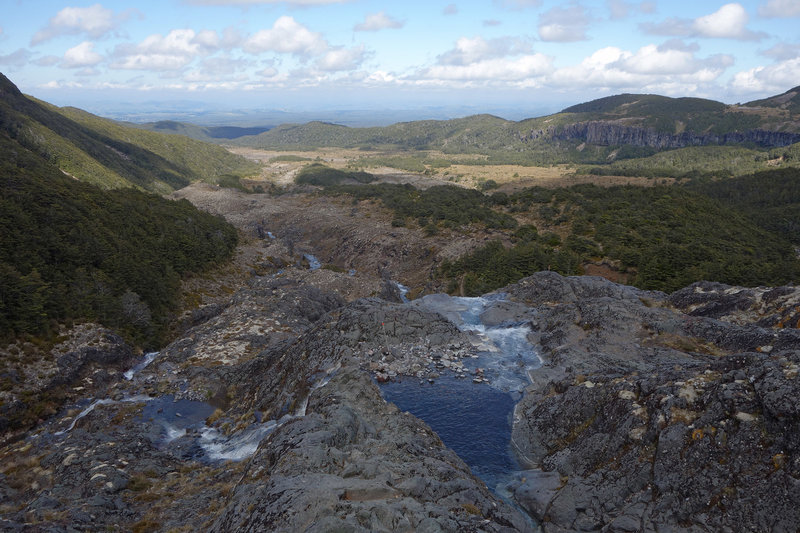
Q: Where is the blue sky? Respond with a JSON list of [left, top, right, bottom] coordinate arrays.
[[1, 0, 799, 118]]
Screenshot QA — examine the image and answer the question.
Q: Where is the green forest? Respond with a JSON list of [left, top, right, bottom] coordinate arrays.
[[299, 164, 800, 295], [0, 145, 237, 347]]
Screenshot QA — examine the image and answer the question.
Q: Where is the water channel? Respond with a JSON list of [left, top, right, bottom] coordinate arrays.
[[380, 294, 541, 509]]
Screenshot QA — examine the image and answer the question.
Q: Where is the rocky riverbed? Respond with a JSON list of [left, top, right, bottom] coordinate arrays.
[[3, 267, 800, 531], [4, 181, 800, 531]]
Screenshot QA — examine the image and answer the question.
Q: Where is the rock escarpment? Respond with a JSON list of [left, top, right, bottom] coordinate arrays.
[[547, 121, 800, 149], [507, 273, 800, 532]]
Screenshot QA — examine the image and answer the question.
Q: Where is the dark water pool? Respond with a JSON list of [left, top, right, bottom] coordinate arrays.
[[380, 374, 519, 491]]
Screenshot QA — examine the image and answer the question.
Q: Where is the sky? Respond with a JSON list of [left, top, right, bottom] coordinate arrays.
[[1, 0, 799, 121]]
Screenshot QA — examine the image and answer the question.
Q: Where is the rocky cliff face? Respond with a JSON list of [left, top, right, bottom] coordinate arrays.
[[545, 121, 800, 149], [508, 273, 800, 532], [3, 267, 799, 532]]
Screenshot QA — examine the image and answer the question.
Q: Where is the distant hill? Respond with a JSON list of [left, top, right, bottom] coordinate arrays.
[[745, 85, 800, 114], [234, 87, 800, 166], [0, 73, 257, 192], [133, 120, 272, 142]]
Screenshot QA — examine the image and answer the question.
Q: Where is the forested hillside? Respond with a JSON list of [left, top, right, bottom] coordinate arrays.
[[297, 164, 800, 296], [0, 73, 256, 192], [0, 73, 242, 347], [0, 137, 238, 347]]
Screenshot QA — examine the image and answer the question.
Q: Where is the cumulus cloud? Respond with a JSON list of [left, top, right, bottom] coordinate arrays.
[[613, 43, 732, 75], [316, 45, 366, 71], [760, 42, 800, 60], [607, 0, 656, 20], [443, 4, 458, 15], [642, 3, 766, 40], [244, 16, 327, 55], [538, 5, 591, 42], [185, 55, 251, 81], [185, 0, 348, 4], [493, 0, 542, 9], [758, 0, 800, 17], [62, 41, 103, 68], [36, 55, 61, 67], [111, 29, 214, 71], [421, 54, 553, 82], [731, 57, 800, 93], [436, 36, 532, 66], [0, 48, 32, 68], [32, 4, 130, 45], [549, 43, 732, 93], [693, 3, 756, 38], [354, 11, 404, 32]]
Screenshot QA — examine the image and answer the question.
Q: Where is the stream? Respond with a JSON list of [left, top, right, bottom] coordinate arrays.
[[380, 293, 540, 513], [53, 351, 338, 463]]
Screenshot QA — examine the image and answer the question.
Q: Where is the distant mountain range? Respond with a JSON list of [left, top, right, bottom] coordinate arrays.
[[214, 85, 800, 165]]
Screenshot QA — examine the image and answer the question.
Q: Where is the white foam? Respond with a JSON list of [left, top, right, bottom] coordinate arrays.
[[124, 351, 159, 380]]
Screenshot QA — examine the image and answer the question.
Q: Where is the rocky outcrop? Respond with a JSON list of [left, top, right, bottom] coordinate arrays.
[[212, 368, 530, 532], [0, 271, 531, 532], [4, 267, 800, 532], [547, 120, 800, 149], [0, 324, 135, 438], [508, 272, 800, 532]]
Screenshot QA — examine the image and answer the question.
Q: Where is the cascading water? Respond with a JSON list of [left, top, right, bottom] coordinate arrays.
[[303, 253, 321, 270], [55, 351, 339, 464], [379, 293, 540, 518]]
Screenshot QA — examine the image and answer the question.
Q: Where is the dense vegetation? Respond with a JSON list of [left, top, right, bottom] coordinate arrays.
[[295, 163, 377, 186], [0, 73, 256, 192], [441, 229, 583, 295], [688, 167, 800, 244], [0, 141, 238, 347], [584, 143, 800, 179], [442, 175, 800, 295], [299, 165, 517, 230]]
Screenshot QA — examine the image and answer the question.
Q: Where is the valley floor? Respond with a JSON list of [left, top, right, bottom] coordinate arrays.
[[3, 182, 800, 532]]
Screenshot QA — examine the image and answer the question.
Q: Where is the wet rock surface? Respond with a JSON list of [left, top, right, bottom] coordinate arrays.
[[3, 265, 800, 532], [0, 270, 531, 531], [508, 272, 800, 532], [0, 324, 135, 440]]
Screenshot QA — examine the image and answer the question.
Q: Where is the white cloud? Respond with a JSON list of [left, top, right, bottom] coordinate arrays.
[[0, 48, 32, 67], [731, 58, 800, 93], [62, 41, 103, 68], [642, 3, 766, 40], [36, 55, 61, 67], [443, 4, 458, 15], [354, 11, 404, 32], [538, 5, 591, 42], [436, 36, 532, 66], [316, 45, 366, 71], [760, 42, 800, 60], [185, 56, 251, 82], [32, 4, 126, 45], [243, 16, 327, 56], [193, 30, 220, 50], [692, 3, 752, 38], [421, 54, 553, 82], [758, 0, 800, 17], [548, 44, 732, 95], [493, 0, 542, 9], [483, 19, 502, 27], [614, 43, 733, 75], [112, 29, 212, 71], [185, 0, 348, 4], [607, 0, 656, 20]]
